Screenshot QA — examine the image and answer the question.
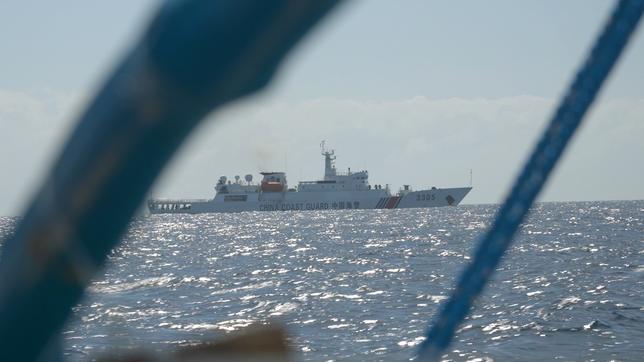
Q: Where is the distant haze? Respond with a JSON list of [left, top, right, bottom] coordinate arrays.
[[2, 91, 642, 215], [1, 1, 643, 215]]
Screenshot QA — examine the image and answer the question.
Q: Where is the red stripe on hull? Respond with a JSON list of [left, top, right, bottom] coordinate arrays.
[[385, 196, 400, 209]]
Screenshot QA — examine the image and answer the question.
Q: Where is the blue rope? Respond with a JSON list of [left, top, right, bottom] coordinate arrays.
[[418, 0, 644, 360], [0, 1, 339, 360]]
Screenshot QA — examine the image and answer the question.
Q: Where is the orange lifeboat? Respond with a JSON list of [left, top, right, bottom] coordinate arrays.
[[261, 181, 284, 192]]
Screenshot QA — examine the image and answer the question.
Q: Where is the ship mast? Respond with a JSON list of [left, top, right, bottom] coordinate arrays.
[[320, 140, 336, 180]]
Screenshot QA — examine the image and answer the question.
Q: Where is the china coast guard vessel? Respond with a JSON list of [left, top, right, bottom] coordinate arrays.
[[148, 142, 472, 214]]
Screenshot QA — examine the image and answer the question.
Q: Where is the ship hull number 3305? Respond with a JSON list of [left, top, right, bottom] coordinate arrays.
[[417, 193, 436, 201]]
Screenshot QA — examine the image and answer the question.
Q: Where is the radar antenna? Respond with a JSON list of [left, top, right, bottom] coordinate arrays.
[[320, 140, 336, 179], [320, 140, 335, 158]]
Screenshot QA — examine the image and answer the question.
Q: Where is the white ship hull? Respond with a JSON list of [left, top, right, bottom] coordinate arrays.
[[148, 142, 472, 214], [148, 187, 472, 214]]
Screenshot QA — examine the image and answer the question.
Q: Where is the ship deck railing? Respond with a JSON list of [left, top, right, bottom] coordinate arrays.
[[148, 198, 210, 203]]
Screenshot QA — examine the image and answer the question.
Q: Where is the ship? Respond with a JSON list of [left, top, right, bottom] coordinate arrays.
[[147, 142, 472, 214]]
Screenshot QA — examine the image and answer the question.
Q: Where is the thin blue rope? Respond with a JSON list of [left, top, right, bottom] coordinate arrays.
[[418, 0, 644, 360]]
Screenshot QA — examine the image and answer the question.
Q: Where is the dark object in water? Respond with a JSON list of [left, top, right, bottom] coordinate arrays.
[[97, 324, 289, 362]]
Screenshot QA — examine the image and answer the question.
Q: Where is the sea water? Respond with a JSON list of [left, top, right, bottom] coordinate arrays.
[[1, 201, 642, 360]]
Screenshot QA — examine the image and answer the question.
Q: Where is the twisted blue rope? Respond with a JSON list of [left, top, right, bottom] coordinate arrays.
[[418, 0, 644, 360], [0, 1, 339, 360]]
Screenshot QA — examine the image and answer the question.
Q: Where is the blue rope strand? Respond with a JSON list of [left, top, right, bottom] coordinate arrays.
[[0, 1, 340, 360], [418, 0, 644, 360]]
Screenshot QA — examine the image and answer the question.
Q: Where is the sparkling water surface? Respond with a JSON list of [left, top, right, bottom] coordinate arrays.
[[1, 201, 643, 361]]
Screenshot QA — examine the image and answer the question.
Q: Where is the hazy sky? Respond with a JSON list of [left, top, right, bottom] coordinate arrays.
[[1, 1, 643, 215]]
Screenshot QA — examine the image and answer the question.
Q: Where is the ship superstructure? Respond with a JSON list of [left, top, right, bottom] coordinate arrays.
[[148, 142, 471, 214]]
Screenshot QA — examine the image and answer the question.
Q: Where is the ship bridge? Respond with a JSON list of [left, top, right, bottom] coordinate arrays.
[[298, 142, 370, 192]]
